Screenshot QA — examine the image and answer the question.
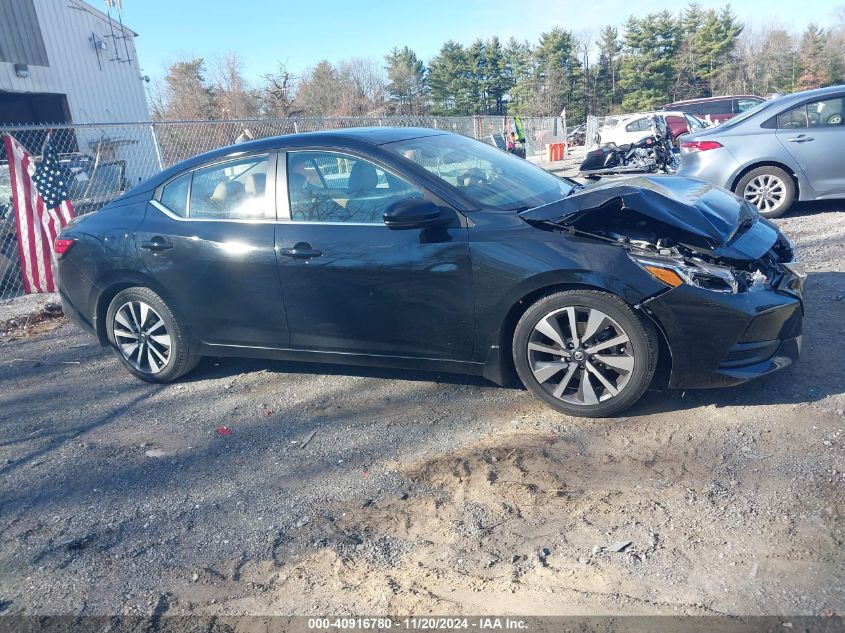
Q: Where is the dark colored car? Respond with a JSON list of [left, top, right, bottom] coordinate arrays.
[[663, 95, 765, 124], [56, 128, 805, 417]]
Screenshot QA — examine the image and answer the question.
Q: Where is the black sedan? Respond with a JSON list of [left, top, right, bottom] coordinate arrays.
[[56, 128, 805, 417]]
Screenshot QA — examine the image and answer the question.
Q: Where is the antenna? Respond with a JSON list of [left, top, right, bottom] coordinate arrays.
[[103, 0, 133, 64]]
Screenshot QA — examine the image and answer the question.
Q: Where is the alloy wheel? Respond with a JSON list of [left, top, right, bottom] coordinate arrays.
[[743, 174, 786, 214], [527, 306, 634, 406], [113, 300, 172, 374]]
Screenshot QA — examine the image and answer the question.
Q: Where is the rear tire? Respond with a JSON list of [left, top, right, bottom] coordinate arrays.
[[735, 166, 795, 219], [106, 287, 200, 383], [513, 290, 658, 418]]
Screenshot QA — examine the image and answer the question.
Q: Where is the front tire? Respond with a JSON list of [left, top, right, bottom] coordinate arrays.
[[735, 166, 795, 219], [106, 287, 200, 383], [513, 290, 658, 418]]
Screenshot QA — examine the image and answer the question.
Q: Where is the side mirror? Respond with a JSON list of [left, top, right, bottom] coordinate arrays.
[[383, 198, 442, 230]]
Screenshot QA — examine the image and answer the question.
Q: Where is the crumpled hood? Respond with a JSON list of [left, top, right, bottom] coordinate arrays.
[[521, 175, 779, 260]]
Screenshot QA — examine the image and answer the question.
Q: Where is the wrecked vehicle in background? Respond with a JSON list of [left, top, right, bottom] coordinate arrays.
[[57, 129, 804, 417]]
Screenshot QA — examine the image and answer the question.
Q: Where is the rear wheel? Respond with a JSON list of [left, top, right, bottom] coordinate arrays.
[[513, 290, 658, 418], [106, 287, 200, 383], [735, 166, 795, 219]]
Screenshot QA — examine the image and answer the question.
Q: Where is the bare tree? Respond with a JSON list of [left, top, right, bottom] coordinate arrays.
[[337, 57, 387, 115], [212, 53, 259, 120], [261, 62, 301, 117], [145, 77, 168, 121]]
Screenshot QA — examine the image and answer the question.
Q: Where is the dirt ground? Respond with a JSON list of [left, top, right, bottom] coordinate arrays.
[[0, 202, 843, 618]]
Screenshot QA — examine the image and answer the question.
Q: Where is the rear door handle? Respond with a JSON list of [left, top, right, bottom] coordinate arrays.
[[140, 237, 173, 252], [788, 135, 814, 142], [280, 242, 322, 260]]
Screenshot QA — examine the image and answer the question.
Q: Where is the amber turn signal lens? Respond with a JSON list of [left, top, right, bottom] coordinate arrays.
[[643, 265, 684, 287]]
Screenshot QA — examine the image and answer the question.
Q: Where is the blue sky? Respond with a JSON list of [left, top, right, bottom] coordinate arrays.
[[119, 0, 844, 82]]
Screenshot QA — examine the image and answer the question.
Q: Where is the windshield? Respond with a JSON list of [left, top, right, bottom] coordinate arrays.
[[383, 134, 575, 211]]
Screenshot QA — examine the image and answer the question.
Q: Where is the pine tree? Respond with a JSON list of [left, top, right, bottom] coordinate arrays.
[[504, 38, 535, 114], [533, 28, 584, 118], [163, 58, 216, 120], [467, 39, 488, 113], [296, 60, 343, 116], [484, 36, 511, 114], [796, 24, 830, 90], [428, 41, 474, 115], [619, 11, 682, 111], [385, 47, 427, 115], [594, 26, 622, 114]]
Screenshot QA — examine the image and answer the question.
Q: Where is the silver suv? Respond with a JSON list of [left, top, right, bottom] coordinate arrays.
[[677, 85, 845, 218]]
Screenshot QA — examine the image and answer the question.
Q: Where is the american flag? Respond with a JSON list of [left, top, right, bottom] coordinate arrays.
[[2, 134, 75, 293]]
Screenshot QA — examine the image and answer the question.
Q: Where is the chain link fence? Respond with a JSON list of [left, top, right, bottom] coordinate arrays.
[[0, 114, 571, 332]]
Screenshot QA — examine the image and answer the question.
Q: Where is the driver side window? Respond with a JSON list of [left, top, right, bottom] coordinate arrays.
[[286, 151, 423, 224]]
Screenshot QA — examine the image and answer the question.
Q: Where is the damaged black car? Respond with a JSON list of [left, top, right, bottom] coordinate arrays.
[[56, 128, 805, 417]]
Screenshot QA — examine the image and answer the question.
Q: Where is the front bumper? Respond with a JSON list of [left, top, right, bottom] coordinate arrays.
[[644, 279, 804, 389]]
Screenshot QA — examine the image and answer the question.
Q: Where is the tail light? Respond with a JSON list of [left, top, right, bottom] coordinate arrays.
[[54, 237, 75, 258], [681, 140, 723, 153]]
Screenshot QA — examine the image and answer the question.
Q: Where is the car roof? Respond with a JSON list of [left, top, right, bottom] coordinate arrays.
[[144, 126, 448, 192], [666, 95, 763, 106], [762, 84, 845, 105], [242, 126, 444, 149]]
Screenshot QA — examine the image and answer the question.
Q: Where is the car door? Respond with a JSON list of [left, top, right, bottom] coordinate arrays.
[[275, 148, 473, 360], [775, 95, 845, 198], [137, 151, 288, 348]]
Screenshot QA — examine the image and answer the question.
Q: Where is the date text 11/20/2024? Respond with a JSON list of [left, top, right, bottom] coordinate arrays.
[[307, 617, 529, 630]]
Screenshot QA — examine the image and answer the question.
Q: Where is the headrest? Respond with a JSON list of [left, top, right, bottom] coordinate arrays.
[[244, 173, 266, 196], [348, 161, 378, 191], [210, 180, 245, 202]]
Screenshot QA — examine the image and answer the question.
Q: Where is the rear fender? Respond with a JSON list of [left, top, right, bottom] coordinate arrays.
[[92, 270, 199, 349]]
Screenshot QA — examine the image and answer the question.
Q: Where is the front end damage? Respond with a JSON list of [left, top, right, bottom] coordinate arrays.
[[521, 175, 806, 389]]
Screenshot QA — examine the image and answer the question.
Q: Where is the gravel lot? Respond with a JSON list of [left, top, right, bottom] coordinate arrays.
[[0, 200, 843, 617]]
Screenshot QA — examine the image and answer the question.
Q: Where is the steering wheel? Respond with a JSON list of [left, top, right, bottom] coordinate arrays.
[[458, 168, 489, 187]]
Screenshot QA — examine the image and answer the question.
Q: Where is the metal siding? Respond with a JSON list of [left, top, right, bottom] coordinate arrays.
[[0, 0, 149, 123], [0, 0, 50, 66]]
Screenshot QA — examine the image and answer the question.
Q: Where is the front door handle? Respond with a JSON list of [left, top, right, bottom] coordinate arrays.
[[280, 242, 322, 260], [140, 237, 173, 252], [788, 135, 814, 142]]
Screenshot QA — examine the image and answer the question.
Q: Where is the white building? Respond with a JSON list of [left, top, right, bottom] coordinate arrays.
[[0, 0, 149, 125], [0, 0, 161, 186]]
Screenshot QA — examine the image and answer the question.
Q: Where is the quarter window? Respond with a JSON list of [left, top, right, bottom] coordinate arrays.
[[286, 151, 423, 223], [189, 155, 271, 220], [159, 173, 190, 217]]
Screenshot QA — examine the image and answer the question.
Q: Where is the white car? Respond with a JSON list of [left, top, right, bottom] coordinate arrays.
[[598, 111, 708, 147]]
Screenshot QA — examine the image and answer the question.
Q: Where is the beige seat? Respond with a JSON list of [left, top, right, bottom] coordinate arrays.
[[244, 173, 266, 197], [209, 180, 245, 207]]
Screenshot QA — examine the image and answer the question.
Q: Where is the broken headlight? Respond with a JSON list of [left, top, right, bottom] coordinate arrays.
[[629, 254, 739, 294]]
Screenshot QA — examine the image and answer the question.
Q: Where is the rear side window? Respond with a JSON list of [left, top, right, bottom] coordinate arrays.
[[160, 173, 190, 217], [698, 100, 733, 115], [625, 118, 650, 132], [736, 98, 761, 113], [778, 97, 844, 128], [189, 155, 271, 220]]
